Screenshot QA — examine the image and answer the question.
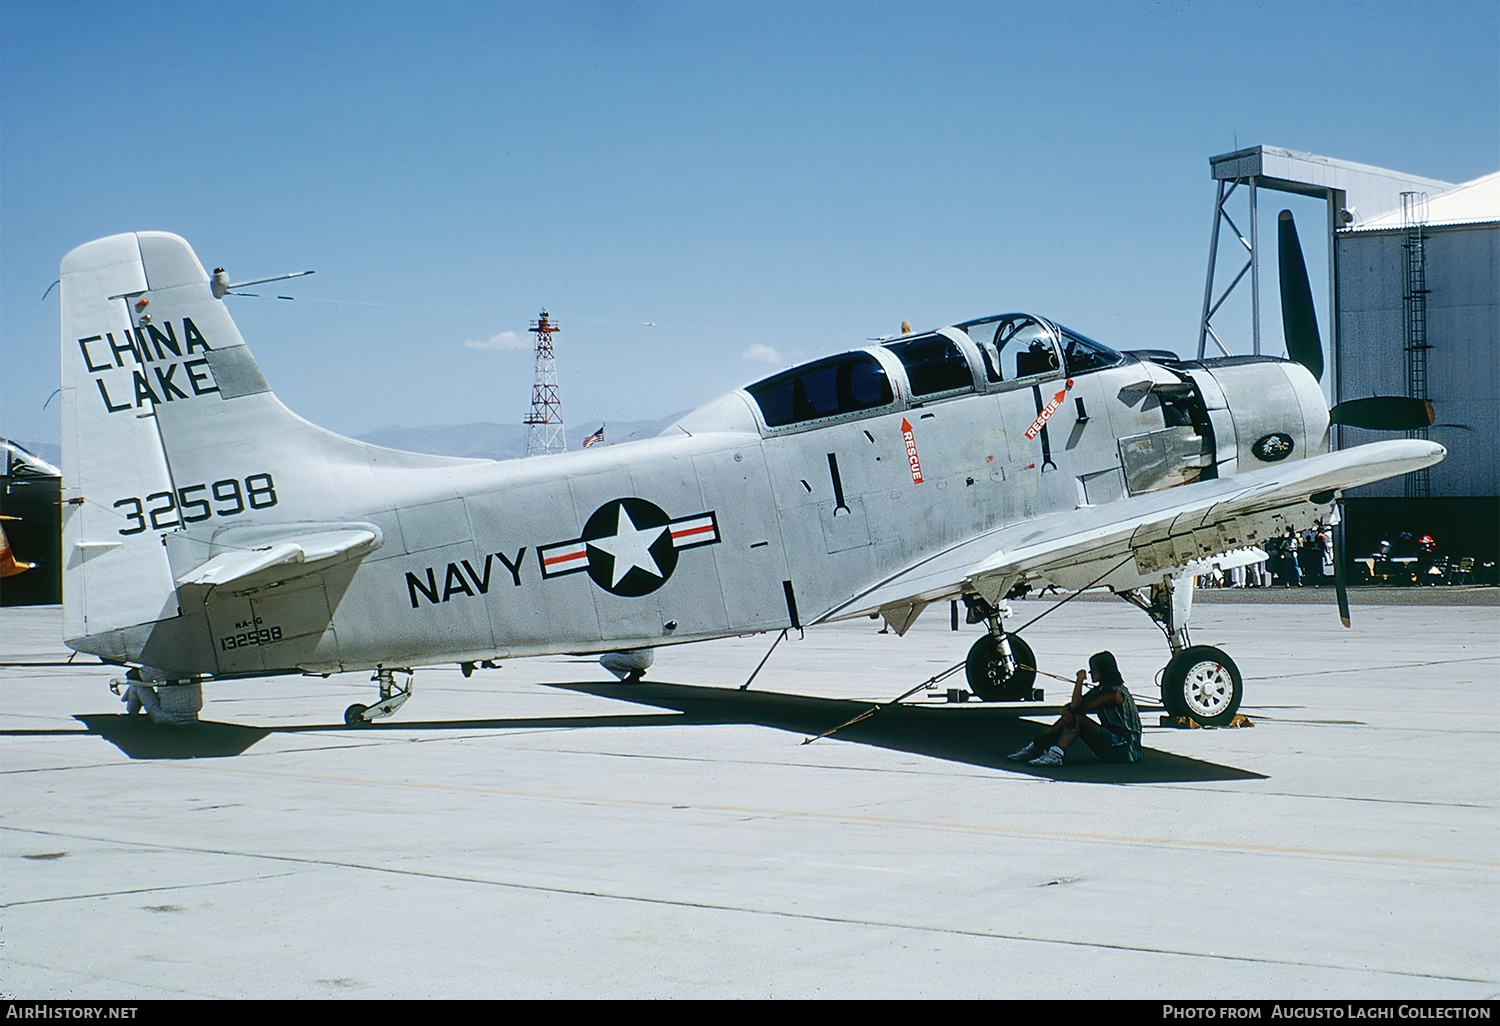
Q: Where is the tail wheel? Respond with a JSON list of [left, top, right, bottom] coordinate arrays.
[[1161, 646, 1242, 726], [965, 634, 1036, 702], [344, 703, 370, 727]]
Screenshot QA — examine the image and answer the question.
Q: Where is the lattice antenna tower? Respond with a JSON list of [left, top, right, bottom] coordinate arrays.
[[524, 309, 567, 456]]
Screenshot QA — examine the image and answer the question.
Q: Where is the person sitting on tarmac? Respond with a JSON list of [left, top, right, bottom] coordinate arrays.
[[1007, 650, 1142, 767]]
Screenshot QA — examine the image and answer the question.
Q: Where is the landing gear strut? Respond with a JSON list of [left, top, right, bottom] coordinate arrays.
[[1119, 575, 1242, 726], [961, 594, 1038, 702], [345, 668, 412, 727]]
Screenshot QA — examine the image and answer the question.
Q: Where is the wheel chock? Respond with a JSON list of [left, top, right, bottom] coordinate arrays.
[[1159, 713, 1254, 729]]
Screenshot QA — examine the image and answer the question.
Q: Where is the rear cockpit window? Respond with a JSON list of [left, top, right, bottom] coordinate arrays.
[[955, 314, 1060, 382], [746, 351, 894, 427], [884, 333, 973, 397]]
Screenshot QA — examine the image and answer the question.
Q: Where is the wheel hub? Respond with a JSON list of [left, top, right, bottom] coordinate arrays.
[[1182, 660, 1232, 717], [965, 633, 1037, 702]]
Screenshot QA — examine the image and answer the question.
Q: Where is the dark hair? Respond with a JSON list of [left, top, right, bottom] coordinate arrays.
[[1089, 651, 1124, 687]]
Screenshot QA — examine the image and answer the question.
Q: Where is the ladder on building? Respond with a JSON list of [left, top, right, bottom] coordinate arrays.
[[1401, 192, 1430, 499]]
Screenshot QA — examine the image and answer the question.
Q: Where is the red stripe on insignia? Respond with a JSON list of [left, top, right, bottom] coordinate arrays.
[[669, 514, 718, 547], [542, 544, 588, 570], [667, 513, 720, 549]]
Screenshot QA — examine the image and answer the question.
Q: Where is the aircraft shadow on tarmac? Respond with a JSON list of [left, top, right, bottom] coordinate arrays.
[[56, 681, 1266, 781]]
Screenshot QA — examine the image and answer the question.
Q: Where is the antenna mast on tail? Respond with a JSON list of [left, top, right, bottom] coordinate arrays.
[[524, 309, 566, 456]]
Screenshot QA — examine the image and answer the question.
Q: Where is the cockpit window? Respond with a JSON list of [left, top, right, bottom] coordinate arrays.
[[884, 333, 973, 397], [1058, 327, 1125, 375], [746, 351, 894, 427], [954, 314, 1060, 382]]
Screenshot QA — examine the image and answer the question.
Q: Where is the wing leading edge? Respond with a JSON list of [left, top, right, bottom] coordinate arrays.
[[826, 439, 1445, 630]]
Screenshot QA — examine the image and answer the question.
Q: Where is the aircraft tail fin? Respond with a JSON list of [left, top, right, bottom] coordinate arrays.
[[59, 232, 477, 659]]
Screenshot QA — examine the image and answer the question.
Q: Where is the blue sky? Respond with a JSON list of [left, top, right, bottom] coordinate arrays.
[[3, 0, 1496, 451]]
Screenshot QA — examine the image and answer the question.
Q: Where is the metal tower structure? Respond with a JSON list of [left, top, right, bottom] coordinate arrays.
[[1196, 147, 1453, 386], [1198, 169, 1265, 359], [1401, 192, 1431, 499], [524, 310, 566, 457]]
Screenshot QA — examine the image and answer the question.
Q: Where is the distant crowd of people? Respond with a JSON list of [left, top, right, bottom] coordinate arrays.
[[1196, 527, 1458, 588], [1196, 525, 1334, 589]]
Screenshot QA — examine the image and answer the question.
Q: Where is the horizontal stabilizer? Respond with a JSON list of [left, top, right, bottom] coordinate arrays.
[[176, 528, 380, 589]]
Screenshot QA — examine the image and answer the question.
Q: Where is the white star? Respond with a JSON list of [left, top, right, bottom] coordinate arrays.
[[587, 504, 668, 587]]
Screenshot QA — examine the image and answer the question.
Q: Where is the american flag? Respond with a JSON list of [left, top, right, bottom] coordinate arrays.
[[582, 424, 605, 449]]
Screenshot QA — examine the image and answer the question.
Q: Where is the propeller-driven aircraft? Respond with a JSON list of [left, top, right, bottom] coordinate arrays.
[[57, 227, 1442, 728], [0, 521, 36, 579], [2, 441, 61, 590]]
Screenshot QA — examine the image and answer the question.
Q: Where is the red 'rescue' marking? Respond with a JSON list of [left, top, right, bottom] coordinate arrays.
[[1025, 378, 1073, 440], [901, 418, 924, 484]]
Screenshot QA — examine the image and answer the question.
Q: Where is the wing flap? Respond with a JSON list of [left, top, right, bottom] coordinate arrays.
[[826, 439, 1443, 621]]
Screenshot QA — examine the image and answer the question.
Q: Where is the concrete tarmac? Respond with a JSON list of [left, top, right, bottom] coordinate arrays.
[[1, 594, 1496, 999]]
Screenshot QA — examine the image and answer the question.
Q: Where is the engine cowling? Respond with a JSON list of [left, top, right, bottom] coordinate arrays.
[[1184, 357, 1330, 478]]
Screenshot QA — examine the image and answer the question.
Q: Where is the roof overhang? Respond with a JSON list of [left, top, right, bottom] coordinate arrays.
[[1210, 145, 1456, 223]]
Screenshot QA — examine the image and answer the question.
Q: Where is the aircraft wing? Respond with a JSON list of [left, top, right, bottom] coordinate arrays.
[[825, 438, 1444, 627]]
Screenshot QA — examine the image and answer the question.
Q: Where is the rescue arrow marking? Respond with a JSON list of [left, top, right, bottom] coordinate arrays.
[[901, 418, 924, 484], [1025, 378, 1073, 440]]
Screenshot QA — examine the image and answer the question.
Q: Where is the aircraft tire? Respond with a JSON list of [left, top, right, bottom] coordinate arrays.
[[344, 703, 370, 727], [1161, 646, 1241, 727], [965, 634, 1036, 702]]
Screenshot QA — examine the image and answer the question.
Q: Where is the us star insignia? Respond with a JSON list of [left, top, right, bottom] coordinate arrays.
[[538, 498, 720, 596]]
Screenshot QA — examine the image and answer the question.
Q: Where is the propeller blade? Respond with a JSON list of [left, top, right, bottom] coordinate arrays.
[[1278, 210, 1323, 382], [1333, 511, 1351, 628], [1330, 396, 1434, 430]]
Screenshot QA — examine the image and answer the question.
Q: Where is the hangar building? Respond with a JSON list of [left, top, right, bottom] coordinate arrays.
[[1199, 147, 1498, 579], [1337, 173, 1498, 574]]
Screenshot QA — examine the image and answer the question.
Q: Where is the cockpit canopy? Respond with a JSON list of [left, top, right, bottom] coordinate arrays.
[[746, 351, 893, 428], [737, 313, 1125, 432], [883, 332, 973, 398], [956, 314, 1124, 381], [3, 439, 61, 478]]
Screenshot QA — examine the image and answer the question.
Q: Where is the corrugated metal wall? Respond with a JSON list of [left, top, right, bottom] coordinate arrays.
[[1336, 222, 1499, 499]]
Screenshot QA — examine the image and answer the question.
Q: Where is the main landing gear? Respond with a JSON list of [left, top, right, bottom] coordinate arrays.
[[960, 595, 1039, 702], [1161, 645, 1243, 725], [345, 668, 412, 727], [1119, 576, 1243, 726]]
